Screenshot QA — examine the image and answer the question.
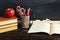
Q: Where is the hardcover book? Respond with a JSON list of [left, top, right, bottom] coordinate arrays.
[[0, 16, 17, 25]]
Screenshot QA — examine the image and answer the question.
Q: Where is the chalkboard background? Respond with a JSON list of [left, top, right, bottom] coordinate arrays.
[[0, 0, 60, 20]]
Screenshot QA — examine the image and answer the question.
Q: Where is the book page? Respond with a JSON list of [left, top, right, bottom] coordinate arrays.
[[28, 20, 50, 34], [51, 23, 60, 34]]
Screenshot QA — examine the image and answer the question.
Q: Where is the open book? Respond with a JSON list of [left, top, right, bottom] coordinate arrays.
[[28, 20, 60, 35]]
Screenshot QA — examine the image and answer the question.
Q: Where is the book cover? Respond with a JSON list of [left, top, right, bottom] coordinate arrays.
[[0, 16, 17, 25]]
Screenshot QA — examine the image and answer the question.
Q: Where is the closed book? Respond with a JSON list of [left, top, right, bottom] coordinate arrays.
[[0, 16, 17, 25], [0, 22, 17, 28], [0, 22, 17, 33]]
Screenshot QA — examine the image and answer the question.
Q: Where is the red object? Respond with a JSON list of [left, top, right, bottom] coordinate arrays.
[[5, 8, 15, 18], [16, 6, 24, 16], [29, 9, 32, 15], [26, 8, 32, 16]]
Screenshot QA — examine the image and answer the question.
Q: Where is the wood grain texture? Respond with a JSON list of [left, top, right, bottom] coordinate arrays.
[[0, 28, 60, 40]]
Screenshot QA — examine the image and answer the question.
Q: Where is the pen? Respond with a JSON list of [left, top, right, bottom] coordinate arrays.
[[26, 8, 32, 16], [26, 8, 30, 16]]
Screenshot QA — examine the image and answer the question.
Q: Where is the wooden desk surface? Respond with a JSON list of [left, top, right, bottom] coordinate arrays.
[[0, 28, 60, 40]]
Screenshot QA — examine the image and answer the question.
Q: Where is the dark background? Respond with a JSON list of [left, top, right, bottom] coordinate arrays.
[[0, 0, 60, 20], [0, 0, 60, 40]]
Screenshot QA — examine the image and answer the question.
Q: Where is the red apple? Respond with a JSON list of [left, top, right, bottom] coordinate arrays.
[[5, 8, 15, 18]]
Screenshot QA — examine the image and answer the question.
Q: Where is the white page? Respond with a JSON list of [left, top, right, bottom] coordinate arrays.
[[28, 20, 50, 34], [51, 23, 60, 34], [33, 20, 40, 24]]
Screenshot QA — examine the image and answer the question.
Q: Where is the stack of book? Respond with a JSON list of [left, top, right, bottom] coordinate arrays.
[[0, 17, 17, 33]]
